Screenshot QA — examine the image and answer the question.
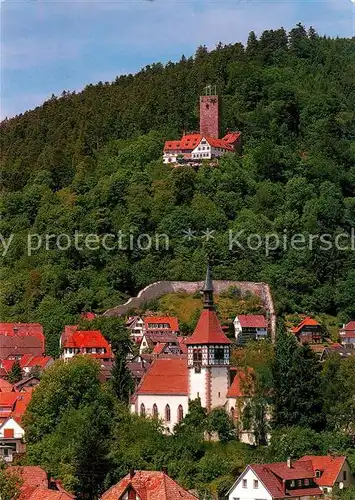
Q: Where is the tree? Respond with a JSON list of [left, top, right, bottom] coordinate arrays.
[[272, 329, 324, 431], [23, 356, 105, 442], [8, 360, 22, 384], [0, 463, 21, 500], [206, 408, 234, 443]]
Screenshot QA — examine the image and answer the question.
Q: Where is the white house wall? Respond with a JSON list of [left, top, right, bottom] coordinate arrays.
[[0, 418, 25, 439], [228, 467, 272, 500]]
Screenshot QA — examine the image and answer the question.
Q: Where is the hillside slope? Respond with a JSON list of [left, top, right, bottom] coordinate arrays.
[[1, 25, 355, 354]]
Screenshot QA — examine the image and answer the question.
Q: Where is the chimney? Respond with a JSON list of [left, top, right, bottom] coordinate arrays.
[[162, 467, 168, 475], [287, 457, 292, 468], [129, 469, 135, 479]]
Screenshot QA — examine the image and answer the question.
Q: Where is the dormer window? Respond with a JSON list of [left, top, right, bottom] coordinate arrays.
[[315, 470, 321, 478]]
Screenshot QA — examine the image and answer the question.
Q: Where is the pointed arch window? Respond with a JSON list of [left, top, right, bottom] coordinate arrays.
[[177, 404, 184, 422], [165, 404, 171, 423], [140, 403, 145, 417], [230, 407, 235, 421], [152, 403, 158, 418]]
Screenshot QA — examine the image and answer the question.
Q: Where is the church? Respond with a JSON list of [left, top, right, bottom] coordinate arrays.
[[131, 266, 247, 434]]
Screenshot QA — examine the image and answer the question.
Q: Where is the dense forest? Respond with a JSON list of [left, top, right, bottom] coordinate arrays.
[[1, 24, 355, 355]]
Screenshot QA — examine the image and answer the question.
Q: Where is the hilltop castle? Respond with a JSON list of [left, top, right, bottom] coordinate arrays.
[[163, 86, 241, 165]]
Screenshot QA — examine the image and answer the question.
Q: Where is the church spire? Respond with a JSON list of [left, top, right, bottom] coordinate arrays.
[[203, 263, 214, 310]]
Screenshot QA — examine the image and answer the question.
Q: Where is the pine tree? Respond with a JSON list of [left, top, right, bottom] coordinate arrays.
[[272, 329, 325, 431], [8, 361, 22, 384]]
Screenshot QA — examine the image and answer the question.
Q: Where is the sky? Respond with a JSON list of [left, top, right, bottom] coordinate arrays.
[[1, 0, 354, 119]]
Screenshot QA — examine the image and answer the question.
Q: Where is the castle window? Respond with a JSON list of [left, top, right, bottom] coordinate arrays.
[[152, 404, 158, 418], [177, 405, 184, 422], [230, 407, 235, 421], [140, 403, 145, 417], [165, 404, 171, 423]]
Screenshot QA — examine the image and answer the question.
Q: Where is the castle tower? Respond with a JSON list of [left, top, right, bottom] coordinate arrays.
[[186, 265, 231, 411], [200, 85, 219, 139]]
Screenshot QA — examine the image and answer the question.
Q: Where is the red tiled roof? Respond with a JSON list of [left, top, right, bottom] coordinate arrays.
[[0, 378, 13, 392], [222, 131, 241, 144], [299, 455, 346, 487], [292, 317, 320, 333], [8, 466, 48, 489], [152, 343, 165, 355], [340, 321, 355, 334], [206, 137, 233, 151], [63, 329, 110, 349], [8, 466, 74, 500], [25, 356, 53, 368], [0, 392, 32, 421], [237, 315, 267, 328], [101, 470, 197, 500], [186, 309, 231, 345], [250, 460, 323, 499], [143, 333, 178, 345], [144, 316, 179, 331], [227, 368, 254, 398], [177, 336, 188, 354], [0, 324, 45, 357], [164, 134, 203, 152], [137, 358, 188, 395]]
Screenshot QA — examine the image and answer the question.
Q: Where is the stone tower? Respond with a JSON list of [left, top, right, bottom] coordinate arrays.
[[200, 85, 219, 139]]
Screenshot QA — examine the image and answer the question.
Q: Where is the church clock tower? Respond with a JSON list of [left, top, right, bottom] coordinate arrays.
[[186, 265, 231, 411]]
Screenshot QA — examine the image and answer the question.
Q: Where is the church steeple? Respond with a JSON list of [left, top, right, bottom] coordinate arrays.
[[203, 263, 214, 310]]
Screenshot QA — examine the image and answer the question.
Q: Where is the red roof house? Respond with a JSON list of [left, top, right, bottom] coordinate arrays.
[[233, 315, 268, 344], [7, 466, 74, 499], [0, 323, 45, 359], [227, 459, 324, 499], [340, 321, 355, 346], [143, 316, 179, 334], [61, 327, 113, 361], [299, 455, 353, 490], [101, 470, 197, 500], [291, 317, 323, 345]]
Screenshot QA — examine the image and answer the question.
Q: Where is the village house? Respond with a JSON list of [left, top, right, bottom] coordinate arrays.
[[100, 469, 197, 500], [139, 331, 179, 355], [291, 317, 323, 345], [163, 86, 241, 165], [60, 326, 113, 361], [0, 323, 45, 360], [0, 392, 31, 463], [339, 321, 355, 347], [298, 455, 354, 495], [233, 314, 268, 344], [131, 266, 233, 432], [6, 465, 75, 499], [227, 455, 354, 500], [0, 354, 53, 379], [125, 316, 145, 344]]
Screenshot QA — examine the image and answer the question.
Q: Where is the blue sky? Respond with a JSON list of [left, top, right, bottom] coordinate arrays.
[[1, 0, 354, 119]]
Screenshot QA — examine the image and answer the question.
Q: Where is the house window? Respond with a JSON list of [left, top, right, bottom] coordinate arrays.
[[343, 471, 347, 480], [165, 404, 171, 423], [315, 470, 321, 478], [4, 428, 14, 438], [177, 405, 184, 422], [193, 348, 202, 364], [253, 479, 259, 489], [297, 479, 302, 487], [152, 404, 158, 418], [304, 478, 309, 486], [230, 407, 235, 421], [140, 403, 145, 417], [242, 479, 247, 488], [214, 348, 225, 363]]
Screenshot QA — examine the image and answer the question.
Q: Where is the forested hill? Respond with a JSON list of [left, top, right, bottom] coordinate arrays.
[[1, 25, 355, 355]]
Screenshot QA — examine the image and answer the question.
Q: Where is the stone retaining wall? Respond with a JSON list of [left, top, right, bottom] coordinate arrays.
[[103, 280, 276, 342]]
